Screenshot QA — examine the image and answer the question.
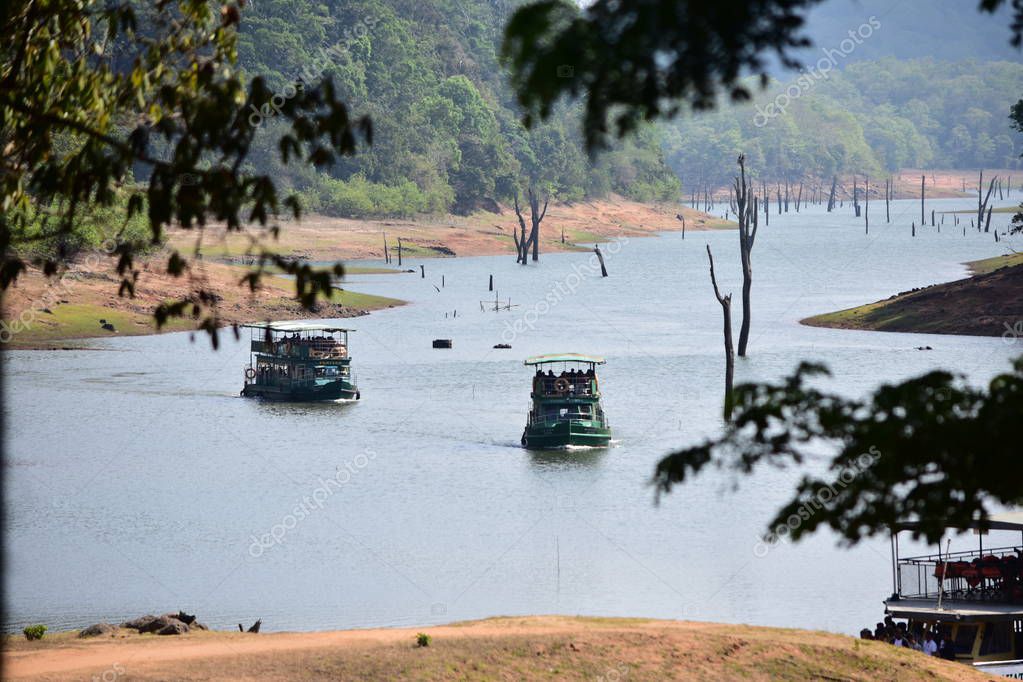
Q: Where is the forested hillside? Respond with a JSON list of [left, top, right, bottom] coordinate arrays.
[[234, 0, 680, 217], [230, 2, 1022, 217], [662, 59, 1023, 190]]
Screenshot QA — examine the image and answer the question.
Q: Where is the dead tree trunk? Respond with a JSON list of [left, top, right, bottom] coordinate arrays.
[[733, 154, 759, 358], [706, 244, 734, 421], [978, 172, 997, 233], [397, 238, 403, 266], [827, 175, 837, 212], [864, 177, 869, 233], [594, 244, 608, 277], [885, 178, 891, 223], [383, 233, 390, 263], [513, 193, 529, 264], [796, 182, 803, 212], [853, 177, 861, 217], [527, 188, 548, 261], [921, 174, 925, 225]]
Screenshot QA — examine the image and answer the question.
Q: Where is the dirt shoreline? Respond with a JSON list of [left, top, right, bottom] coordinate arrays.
[[2, 198, 727, 349], [1, 615, 990, 681], [801, 253, 1023, 337]]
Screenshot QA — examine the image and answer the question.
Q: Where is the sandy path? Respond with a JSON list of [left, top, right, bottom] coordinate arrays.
[[4, 619, 590, 678]]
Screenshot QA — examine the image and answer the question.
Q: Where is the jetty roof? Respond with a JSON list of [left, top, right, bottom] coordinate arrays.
[[242, 322, 356, 333], [524, 353, 605, 366], [893, 510, 1023, 533]]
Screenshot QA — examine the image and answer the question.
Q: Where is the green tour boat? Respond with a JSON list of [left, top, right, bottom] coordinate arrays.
[[521, 353, 612, 449], [241, 322, 360, 402]]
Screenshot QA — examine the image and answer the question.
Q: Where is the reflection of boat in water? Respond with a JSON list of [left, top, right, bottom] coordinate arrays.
[[883, 512, 1023, 677], [240, 322, 360, 402], [521, 353, 612, 449]]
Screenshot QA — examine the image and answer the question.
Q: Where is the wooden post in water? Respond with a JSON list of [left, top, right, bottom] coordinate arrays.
[[383, 233, 390, 263], [488, 274, 493, 292], [420, 265, 425, 278], [912, 222, 916, 237], [397, 237, 403, 266]]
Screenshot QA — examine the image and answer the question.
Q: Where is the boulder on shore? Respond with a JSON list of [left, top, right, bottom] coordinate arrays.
[[79, 623, 118, 638], [156, 620, 189, 635], [120, 614, 158, 631], [120, 611, 206, 635]]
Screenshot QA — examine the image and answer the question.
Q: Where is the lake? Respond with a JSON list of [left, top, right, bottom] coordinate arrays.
[[4, 196, 1022, 635]]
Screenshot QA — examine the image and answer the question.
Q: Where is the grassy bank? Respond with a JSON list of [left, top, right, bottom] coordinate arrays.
[[802, 254, 1023, 337], [2, 616, 991, 681], [2, 260, 403, 350]]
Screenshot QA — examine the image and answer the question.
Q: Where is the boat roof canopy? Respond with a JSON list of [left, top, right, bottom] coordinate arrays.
[[893, 510, 1023, 533], [525, 353, 605, 366], [243, 322, 355, 333]]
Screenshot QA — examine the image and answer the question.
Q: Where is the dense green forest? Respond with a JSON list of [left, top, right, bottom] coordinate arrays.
[[234, 0, 680, 217], [662, 59, 1023, 190], [230, 1, 1022, 216]]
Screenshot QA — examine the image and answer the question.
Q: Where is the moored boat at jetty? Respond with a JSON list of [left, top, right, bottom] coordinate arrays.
[[241, 322, 360, 402], [882, 512, 1023, 677], [521, 353, 612, 448]]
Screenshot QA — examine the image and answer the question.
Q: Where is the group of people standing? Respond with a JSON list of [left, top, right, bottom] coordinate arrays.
[[859, 616, 955, 659]]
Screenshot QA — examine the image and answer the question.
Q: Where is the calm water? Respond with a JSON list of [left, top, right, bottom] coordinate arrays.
[[4, 197, 1022, 635]]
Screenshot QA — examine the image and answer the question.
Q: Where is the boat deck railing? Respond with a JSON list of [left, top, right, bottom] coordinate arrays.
[[533, 375, 597, 397], [897, 545, 1023, 603], [527, 407, 606, 428]]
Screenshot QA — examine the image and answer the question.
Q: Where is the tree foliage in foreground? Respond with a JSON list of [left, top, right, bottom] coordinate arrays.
[[652, 358, 1023, 545], [1, 0, 371, 342]]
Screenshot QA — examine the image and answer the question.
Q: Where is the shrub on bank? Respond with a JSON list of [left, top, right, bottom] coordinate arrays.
[[23, 624, 47, 640]]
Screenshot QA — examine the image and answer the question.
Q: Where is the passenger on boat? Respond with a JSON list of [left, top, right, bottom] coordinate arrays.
[[922, 631, 938, 656], [859, 629, 873, 640]]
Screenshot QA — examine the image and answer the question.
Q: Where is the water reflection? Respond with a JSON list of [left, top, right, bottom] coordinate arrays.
[[527, 447, 609, 471]]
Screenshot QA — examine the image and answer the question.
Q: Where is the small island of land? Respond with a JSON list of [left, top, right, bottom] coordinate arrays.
[[802, 253, 1023, 337], [2, 616, 992, 681]]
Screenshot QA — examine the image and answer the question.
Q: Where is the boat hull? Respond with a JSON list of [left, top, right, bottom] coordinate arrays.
[[521, 419, 612, 449], [241, 379, 359, 402]]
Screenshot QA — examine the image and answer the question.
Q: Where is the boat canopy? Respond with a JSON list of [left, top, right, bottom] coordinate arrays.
[[893, 510, 1023, 533], [243, 322, 356, 333], [524, 353, 605, 366]]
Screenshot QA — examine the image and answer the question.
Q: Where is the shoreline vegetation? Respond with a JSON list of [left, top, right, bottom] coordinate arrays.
[[2, 198, 726, 349], [801, 253, 1023, 337], [1, 615, 993, 681]]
